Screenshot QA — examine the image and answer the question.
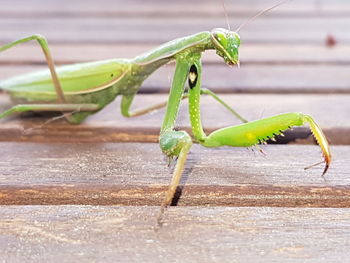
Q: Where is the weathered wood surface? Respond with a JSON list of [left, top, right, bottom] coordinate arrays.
[[0, 143, 348, 207], [0, 0, 349, 45], [1, 206, 350, 263], [0, 17, 348, 45], [3, 0, 350, 16], [0, 0, 349, 261], [1, 44, 350, 65]]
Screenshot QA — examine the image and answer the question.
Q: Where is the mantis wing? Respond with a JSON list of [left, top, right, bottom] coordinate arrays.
[[0, 59, 130, 99]]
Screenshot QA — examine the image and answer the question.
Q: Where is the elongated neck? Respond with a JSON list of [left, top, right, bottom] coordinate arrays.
[[132, 31, 213, 66]]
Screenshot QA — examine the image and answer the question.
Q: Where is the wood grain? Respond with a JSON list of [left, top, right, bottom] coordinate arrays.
[[2, 0, 350, 16], [1, 44, 348, 65], [0, 0, 349, 261], [1, 206, 350, 263], [0, 0, 348, 45], [0, 143, 348, 207], [0, 0, 350, 263], [0, 16, 348, 45]]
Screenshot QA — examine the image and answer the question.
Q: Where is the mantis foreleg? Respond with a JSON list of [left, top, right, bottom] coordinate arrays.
[[157, 56, 195, 224], [157, 54, 250, 224], [187, 63, 331, 175]]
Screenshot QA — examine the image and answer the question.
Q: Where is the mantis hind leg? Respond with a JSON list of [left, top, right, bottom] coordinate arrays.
[[121, 90, 247, 122], [0, 103, 100, 124], [121, 93, 188, 118], [201, 88, 248, 123], [0, 35, 75, 122]]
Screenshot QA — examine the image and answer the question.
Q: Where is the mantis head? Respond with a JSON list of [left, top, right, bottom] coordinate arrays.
[[210, 28, 240, 67]]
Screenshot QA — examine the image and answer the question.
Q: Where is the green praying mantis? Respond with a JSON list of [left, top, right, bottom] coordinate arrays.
[[0, 11, 331, 220]]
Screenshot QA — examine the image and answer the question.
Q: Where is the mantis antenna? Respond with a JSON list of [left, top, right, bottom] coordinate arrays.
[[236, 0, 291, 32], [221, 0, 231, 30]]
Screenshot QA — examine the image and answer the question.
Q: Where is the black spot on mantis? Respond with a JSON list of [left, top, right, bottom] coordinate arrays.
[[188, 64, 198, 89]]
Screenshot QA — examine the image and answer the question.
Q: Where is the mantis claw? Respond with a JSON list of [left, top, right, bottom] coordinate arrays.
[[304, 161, 329, 176], [302, 114, 331, 175]]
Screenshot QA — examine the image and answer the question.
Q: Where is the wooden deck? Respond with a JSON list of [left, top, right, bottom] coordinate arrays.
[[0, 0, 349, 262]]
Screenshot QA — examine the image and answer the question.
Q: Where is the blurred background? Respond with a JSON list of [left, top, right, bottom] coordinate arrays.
[[0, 0, 349, 143]]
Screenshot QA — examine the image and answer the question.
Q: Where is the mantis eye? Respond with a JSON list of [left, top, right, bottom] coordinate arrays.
[[211, 28, 240, 66], [212, 31, 228, 48]]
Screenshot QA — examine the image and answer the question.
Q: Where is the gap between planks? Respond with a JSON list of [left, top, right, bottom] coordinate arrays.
[[0, 143, 349, 207]]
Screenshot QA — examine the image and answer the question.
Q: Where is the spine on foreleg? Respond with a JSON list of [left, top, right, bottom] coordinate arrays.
[[201, 112, 331, 174], [203, 112, 304, 148]]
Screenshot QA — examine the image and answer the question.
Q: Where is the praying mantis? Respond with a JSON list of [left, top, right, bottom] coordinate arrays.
[[0, 11, 331, 220]]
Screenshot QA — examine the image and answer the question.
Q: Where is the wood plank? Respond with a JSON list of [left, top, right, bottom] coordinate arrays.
[[1, 64, 350, 94], [1, 44, 349, 65], [1, 0, 350, 16], [0, 94, 348, 144], [0, 16, 348, 45], [1, 206, 350, 262], [0, 143, 348, 206]]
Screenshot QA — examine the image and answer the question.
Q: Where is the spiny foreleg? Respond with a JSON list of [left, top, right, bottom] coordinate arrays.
[[200, 113, 331, 175], [186, 63, 331, 175]]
